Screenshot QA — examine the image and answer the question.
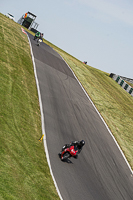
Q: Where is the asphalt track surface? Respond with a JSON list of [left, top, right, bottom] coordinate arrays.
[[27, 32, 133, 200]]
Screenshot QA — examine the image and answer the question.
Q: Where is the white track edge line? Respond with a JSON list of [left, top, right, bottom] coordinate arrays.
[[60, 55, 133, 175], [26, 33, 63, 200], [25, 27, 133, 196]]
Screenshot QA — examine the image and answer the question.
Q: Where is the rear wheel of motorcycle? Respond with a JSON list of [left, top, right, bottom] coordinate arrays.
[[62, 152, 70, 161]]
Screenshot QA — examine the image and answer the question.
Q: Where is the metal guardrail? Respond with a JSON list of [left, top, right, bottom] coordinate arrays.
[[109, 73, 133, 97], [119, 76, 133, 84]]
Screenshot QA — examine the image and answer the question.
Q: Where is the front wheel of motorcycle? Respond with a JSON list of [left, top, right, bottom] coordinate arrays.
[[61, 152, 70, 161]]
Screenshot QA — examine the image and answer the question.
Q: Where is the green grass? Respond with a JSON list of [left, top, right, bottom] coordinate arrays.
[[0, 11, 133, 200], [0, 13, 59, 200]]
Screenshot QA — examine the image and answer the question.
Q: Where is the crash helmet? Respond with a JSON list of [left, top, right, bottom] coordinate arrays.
[[80, 140, 85, 146]]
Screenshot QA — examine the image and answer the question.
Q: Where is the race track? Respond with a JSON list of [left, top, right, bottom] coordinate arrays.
[[27, 32, 133, 200]]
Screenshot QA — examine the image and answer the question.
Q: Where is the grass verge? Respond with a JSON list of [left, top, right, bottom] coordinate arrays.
[[0, 13, 59, 200], [0, 11, 133, 200]]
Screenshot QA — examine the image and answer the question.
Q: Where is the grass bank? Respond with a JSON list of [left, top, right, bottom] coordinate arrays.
[[0, 11, 133, 200], [0, 13, 59, 200]]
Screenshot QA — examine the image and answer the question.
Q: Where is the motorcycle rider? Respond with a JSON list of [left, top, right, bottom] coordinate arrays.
[[34, 32, 43, 41], [60, 140, 85, 159]]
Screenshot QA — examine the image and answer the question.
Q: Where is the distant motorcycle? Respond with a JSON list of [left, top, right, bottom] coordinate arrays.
[[59, 144, 78, 161], [37, 38, 42, 46]]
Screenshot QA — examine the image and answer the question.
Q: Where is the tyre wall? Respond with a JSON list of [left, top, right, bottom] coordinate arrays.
[[109, 73, 133, 97]]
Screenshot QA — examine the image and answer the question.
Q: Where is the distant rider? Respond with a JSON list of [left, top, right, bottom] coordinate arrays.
[[34, 32, 43, 41], [61, 140, 85, 159]]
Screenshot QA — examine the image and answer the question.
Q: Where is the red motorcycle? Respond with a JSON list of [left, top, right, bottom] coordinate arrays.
[[60, 145, 78, 161]]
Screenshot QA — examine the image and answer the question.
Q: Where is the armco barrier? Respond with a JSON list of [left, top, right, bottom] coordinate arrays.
[[109, 73, 133, 97], [120, 76, 133, 84]]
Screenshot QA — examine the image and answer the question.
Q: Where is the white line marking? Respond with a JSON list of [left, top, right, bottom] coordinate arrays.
[[26, 32, 63, 200], [24, 29, 133, 200], [60, 55, 133, 175]]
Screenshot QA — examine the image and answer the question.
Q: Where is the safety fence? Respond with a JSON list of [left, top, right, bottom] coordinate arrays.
[[109, 73, 133, 97], [119, 76, 133, 84]]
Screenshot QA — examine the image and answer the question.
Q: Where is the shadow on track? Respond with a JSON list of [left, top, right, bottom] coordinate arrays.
[[58, 153, 73, 164]]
